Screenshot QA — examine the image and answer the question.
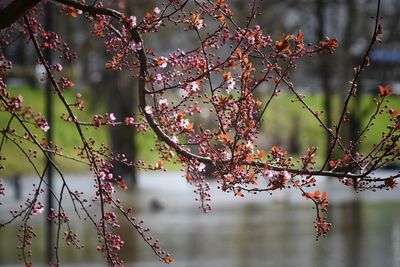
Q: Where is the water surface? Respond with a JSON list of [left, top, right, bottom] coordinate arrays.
[[0, 171, 399, 267]]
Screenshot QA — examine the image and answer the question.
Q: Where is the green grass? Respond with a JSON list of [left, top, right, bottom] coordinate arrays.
[[0, 86, 161, 176], [1, 87, 398, 176], [261, 91, 399, 166]]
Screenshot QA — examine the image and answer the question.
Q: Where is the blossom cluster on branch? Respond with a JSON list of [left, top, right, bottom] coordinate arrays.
[[0, 0, 398, 265]]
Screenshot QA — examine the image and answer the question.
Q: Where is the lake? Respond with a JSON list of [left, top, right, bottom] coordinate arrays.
[[0, 170, 399, 267]]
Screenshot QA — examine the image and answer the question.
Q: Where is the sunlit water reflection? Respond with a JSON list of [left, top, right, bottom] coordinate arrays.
[[0, 170, 399, 267]]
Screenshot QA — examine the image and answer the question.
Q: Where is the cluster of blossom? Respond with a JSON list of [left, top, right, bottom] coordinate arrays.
[[64, 230, 85, 249], [88, 113, 147, 132], [186, 160, 212, 212], [0, 0, 398, 265], [0, 181, 4, 205], [48, 208, 69, 224], [1, 75, 50, 132]]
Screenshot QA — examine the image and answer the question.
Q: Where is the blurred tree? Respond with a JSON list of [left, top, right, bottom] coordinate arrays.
[[105, 1, 140, 187], [0, 0, 398, 266], [316, 0, 334, 160]]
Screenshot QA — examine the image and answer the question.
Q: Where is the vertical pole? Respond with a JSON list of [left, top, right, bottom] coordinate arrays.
[[44, 2, 54, 264]]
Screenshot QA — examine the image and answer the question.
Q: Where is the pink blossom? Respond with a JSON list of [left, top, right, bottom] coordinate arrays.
[[171, 135, 179, 143], [97, 171, 106, 179], [54, 63, 63, 72], [154, 7, 160, 14], [342, 177, 353, 186], [41, 123, 50, 132], [93, 115, 102, 128], [0, 183, 4, 196], [124, 117, 135, 125], [137, 124, 146, 131], [232, 103, 238, 111], [36, 117, 50, 132], [129, 41, 142, 52], [235, 31, 243, 42], [247, 35, 255, 45], [155, 73, 163, 81], [33, 204, 44, 215], [263, 170, 274, 181]]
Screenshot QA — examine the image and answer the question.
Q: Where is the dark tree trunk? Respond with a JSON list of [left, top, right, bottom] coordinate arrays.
[[316, 0, 333, 160], [339, 0, 357, 148], [106, 70, 138, 188], [103, 0, 144, 188]]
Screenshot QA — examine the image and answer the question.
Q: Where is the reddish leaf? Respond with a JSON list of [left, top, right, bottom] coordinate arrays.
[[118, 181, 128, 190], [163, 257, 175, 264], [219, 133, 231, 142], [275, 35, 291, 53], [378, 85, 394, 96], [235, 191, 244, 197]]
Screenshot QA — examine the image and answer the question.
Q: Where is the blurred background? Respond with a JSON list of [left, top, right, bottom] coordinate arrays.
[[0, 0, 399, 266]]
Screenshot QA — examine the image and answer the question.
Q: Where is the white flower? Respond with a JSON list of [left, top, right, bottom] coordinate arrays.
[[144, 106, 153, 114], [159, 98, 168, 108], [157, 56, 168, 68], [180, 119, 190, 128], [196, 19, 204, 29], [282, 171, 291, 180], [128, 16, 137, 28], [154, 7, 160, 14], [246, 140, 254, 150], [171, 135, 179, 143], [186, 81, 199, 92], [41, 123, 50, 132], [109, 113, 116, 122], [226, 79, 235, 93], [197, 163, 206, 172]]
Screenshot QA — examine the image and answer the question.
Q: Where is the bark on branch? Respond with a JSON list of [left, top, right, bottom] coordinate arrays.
[[51, 0, 392, 182], [0, 0, 41, 30]]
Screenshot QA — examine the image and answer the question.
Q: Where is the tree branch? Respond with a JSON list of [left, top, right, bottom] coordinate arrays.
[[0, 0, 41, 30]]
